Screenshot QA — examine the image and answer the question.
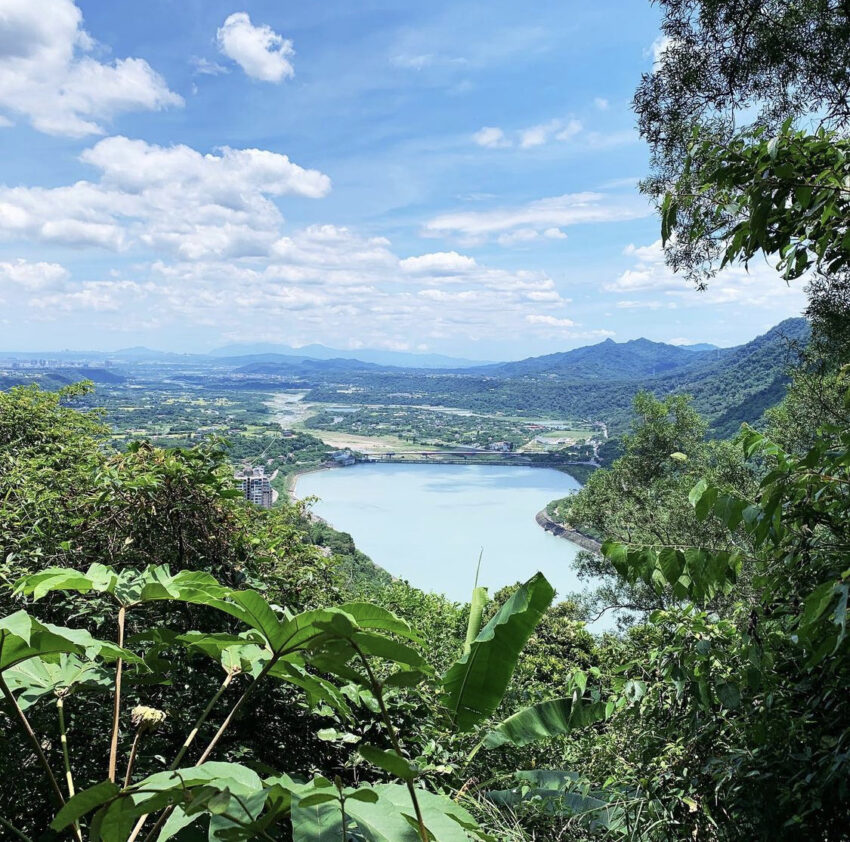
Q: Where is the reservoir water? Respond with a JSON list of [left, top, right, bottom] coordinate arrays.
[[295, 463, 585, 604]]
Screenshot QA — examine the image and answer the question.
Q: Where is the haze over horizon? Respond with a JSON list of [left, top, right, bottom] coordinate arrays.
[[0, 0, 807, 358]]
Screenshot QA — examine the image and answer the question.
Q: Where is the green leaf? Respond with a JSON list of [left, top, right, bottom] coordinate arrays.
[[0, 612, 141, 673], [51, 780, 120, 830], [717, 683, 741, 710], [441, 572, 554, 731], [336, 603, 421, 643], [463, 586, 488, 657], [5, 654, 112, 709], [368, 784, 480, 842], [350, 631, 426, 669], [291, 782, 343, 842], [800, 581, 838, 629], [482, 696, 608, 749], [359, 745, 417, 780]]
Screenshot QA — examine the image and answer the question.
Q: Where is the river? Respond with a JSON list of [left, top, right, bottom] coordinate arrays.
[[295, 463, 586, 605]]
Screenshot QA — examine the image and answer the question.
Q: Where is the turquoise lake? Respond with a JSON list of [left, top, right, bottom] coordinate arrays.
[[295, 463, 585, 604]]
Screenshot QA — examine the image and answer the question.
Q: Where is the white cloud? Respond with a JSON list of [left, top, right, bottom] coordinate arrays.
[[0, 258, 68, 289], [518, 123, 552, 149], [608, 239, 808, 310], [484, 118, 583, 150], [646, 35, 673, 69], [2, 220, 579, 348], [594, 97, 609, 110], [473, 126, 509, 148], [216, 13, 295, 82], [0, 0, 182, 136], [391, 54, 434, 70], [400, 251, 477, 274], [425, 192, 651, 243], [0, 136, 331, 258], [543, 227, 567, 239], [554, 119, 582, 141]]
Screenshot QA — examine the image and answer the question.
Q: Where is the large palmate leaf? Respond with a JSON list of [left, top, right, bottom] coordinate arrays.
[[337, 602, 422, 643], [482, 695, 612, 749], [52, 762, 265, 840], [369, 784, 484, 841], [441, 572, 554, 731], [0, 611, 140, 673], [288, 778, 484, 842], [4, 653, 112, 709], [14, 563, 229, 608]]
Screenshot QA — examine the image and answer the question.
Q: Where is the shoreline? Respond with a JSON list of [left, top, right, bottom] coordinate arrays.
[[285, 464, 331, 498], [535, 508, 601, 553]]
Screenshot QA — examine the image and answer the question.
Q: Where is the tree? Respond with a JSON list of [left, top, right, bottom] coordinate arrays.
[[594, 392, 850, 838], [635, 0, 850, 284], [556, 393, 755, 622]]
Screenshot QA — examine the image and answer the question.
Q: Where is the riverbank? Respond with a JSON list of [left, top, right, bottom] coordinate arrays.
[[535, 508, 601, 553]]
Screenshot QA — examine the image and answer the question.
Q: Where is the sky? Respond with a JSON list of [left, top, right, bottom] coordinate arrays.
[[0, 0, 808, 359]]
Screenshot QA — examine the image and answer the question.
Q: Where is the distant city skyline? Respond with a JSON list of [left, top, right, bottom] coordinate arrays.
[[0, 0, 807, 358]]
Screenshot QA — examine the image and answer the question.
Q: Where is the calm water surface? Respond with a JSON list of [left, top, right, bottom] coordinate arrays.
[[296, 463, 584, 603]]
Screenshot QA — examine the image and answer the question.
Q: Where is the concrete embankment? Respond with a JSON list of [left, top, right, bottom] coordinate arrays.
[[535, 509, 601, 553]]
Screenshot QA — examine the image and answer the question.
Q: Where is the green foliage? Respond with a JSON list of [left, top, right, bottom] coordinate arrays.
[[556, 392, 757, 622], [442, 573, 554, 731]]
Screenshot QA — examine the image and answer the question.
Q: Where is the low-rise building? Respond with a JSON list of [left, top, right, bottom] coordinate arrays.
[[328, 449, 356, 466]]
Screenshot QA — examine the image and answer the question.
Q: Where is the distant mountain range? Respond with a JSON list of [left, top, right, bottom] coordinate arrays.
[[291, 317, 810, 437], [0, 318, 809, 437], [209, 343, 492, 369]]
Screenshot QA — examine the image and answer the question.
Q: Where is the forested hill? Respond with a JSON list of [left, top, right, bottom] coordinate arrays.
[[302, 317, 809, 434], [648, 317, 810, 437], [469, 336, 718, 380]]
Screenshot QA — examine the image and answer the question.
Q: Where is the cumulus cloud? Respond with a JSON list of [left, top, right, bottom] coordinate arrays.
[[425, 192, 650, 243], [607, 239, 808, 310], [0, 136, 331, 258], [400, 251, 477, 274], [0, 138, 585, 347], [216, 13, 295, 82], [0, 258, 69, 289], [2, 218, 578, 348], [0, 0, 182, 136]]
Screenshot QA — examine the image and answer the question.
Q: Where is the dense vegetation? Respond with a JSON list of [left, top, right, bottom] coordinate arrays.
[[4, 1, 850, 839]]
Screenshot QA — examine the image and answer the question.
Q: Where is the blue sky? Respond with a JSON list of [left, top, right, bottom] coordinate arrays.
[[0, 0, 807, 358]]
